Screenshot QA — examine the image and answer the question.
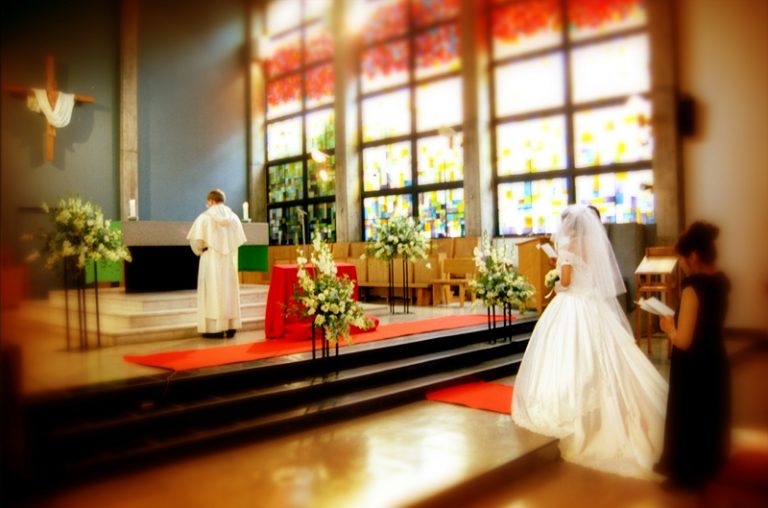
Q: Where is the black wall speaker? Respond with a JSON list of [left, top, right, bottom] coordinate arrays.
[[678, 95, 696, 137]]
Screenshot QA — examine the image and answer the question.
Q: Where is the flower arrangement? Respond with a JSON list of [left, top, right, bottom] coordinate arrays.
[[544, 268, 560, 299], [468, 232, 535, 313], [545, 268, 560, 289], [365, 215, 430, 262], [295, 235, 373, 345], [31, 196, 131, 271]]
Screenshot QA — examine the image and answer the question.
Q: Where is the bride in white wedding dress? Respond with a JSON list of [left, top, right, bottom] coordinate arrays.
[[512, 205, 668, 480]]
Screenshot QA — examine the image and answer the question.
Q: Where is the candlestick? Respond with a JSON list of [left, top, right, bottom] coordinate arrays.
[[129, 199, 136, 218], [242, 201, 249, 220]]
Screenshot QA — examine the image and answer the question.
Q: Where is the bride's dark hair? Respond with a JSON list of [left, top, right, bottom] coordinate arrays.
[[675, 221, 719, 263]]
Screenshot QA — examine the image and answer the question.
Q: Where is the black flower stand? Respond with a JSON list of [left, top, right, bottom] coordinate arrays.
[[386, 256, 410, 314]]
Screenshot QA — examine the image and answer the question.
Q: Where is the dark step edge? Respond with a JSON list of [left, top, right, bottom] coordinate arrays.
[[24, 318, 536, 407], [52, 355, 524, 475], [43, 340, 528, 438]]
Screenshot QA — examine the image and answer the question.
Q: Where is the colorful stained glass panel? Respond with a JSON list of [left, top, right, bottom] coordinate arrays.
[[569, 0, 647, 41], [415, 23, 460, 80], [305, 63, 334, 108], [417, 134, 463, 185], [419, 188, 464, 238], [308, 201, 336, 242], [362, 89, 411, 141], [306, 108, 335, 153], [268, 206, 303, 245], [308, 157, 335, 198], [492, 0, 561, 59], [363, 194, 414, 240], [495, 54, 565, 116], [363, 142, 412, 192], [305, 21, 334, 63], [574, 100, 653, 168], [265, 31, 301, 78], [267, 117, 303, 160], [267, 74, 301, 118], [497, 178, 569, 235], [268, 161, 304, 203], [362, 0, 408, 45], [412, 0, 460, 27], [575, 170, 653, 224], [416, 77, 462, 132], [571, 34, 649, 103], [361, 41, 409, 93], [496, 115, 567, 176]]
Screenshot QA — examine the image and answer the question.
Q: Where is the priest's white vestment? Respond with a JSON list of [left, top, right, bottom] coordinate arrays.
[[187, 204, 247, 334]]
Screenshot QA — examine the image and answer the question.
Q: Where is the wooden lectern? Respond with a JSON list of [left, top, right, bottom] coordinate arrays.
[[517, 237, 556, 314], [635, 246, 680, 356]]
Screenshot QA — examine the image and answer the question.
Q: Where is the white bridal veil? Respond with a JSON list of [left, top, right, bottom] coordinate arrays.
[[555, 204, 633, 333]]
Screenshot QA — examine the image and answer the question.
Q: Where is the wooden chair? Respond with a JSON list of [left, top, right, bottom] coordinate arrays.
[[452, 236, 480, 258], [432, 257, 476, 307]]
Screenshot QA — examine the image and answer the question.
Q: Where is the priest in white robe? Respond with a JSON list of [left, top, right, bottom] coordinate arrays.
[[187, 189, 247, 338]]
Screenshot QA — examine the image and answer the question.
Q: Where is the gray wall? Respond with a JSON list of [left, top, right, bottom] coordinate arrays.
[[1, 0, 250, 296], [1, 0, 120, 252], [138, 0, 249, 221]]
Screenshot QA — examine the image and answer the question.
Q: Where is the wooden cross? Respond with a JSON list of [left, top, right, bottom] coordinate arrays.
[[5, 55, 95, 161]]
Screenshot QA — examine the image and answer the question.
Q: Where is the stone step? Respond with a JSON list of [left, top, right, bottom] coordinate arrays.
[[46, 285, 269, 313]]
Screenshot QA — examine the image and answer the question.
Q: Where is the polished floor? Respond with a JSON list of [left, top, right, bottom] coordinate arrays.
[[3, 301, 767, 508]]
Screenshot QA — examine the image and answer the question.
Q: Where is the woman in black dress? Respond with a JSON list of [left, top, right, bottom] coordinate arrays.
[[656, 221, 731, 489]]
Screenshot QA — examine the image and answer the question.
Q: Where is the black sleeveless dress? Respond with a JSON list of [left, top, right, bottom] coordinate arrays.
[[656, 272, 731, 488]]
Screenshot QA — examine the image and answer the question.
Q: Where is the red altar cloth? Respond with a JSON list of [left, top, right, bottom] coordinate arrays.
[[265, 263, 360, 340]]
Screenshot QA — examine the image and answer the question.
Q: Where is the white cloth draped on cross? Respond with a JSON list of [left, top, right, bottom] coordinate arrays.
[[27, 87, 76, 128]]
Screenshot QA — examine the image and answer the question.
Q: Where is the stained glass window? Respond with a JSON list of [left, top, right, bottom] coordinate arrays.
[[491, 0, 653, 234], [497, 179, 569, 235], [495, 54, 565, 117], [267, 117, 302, 160], [568, 0, 647, 41], [416, 77, 463, 132], [268, 162, 303, 203], [492, 0, 561, 59], [363, 142, 413, 192], [574, 99, 653, 167], [308, 201, 336, 242], [575, 169, 653, 223], [417, 134, 463, 185], [362, 90, 411, 142], [263, 0, 336, 245], [361, 41, 409, 93], [419, 188, 465, 238], [496, 115, 567, 176], [571, 34, 650, 104], [360, 0, 465, 239], [415, 23, 460, 80], [363, 194, 414, 240]]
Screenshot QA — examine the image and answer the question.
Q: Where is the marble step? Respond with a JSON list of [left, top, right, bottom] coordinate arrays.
[[46, 285, 269, 313], [20, 300, 266, 331]]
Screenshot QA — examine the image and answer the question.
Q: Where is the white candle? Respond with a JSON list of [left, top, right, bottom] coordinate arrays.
[[129, 199, 136, 218], [242, 201, 249, 220]]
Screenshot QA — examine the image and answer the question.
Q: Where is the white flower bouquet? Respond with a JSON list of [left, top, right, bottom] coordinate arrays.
[[33, 196, 132, 270], [295, 235, 373, 345], [469, 232, 535, 313], [365, 215, 430, 262]]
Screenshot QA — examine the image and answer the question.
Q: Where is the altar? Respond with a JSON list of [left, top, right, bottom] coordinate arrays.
[[122, 221, 268, 293]]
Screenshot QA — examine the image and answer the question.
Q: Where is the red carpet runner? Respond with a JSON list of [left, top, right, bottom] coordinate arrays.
[[426, 381, 514, 414], [124, 314, 506, 372]]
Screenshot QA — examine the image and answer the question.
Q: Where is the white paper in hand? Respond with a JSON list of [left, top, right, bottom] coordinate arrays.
[[636, 297, 675, 317]]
